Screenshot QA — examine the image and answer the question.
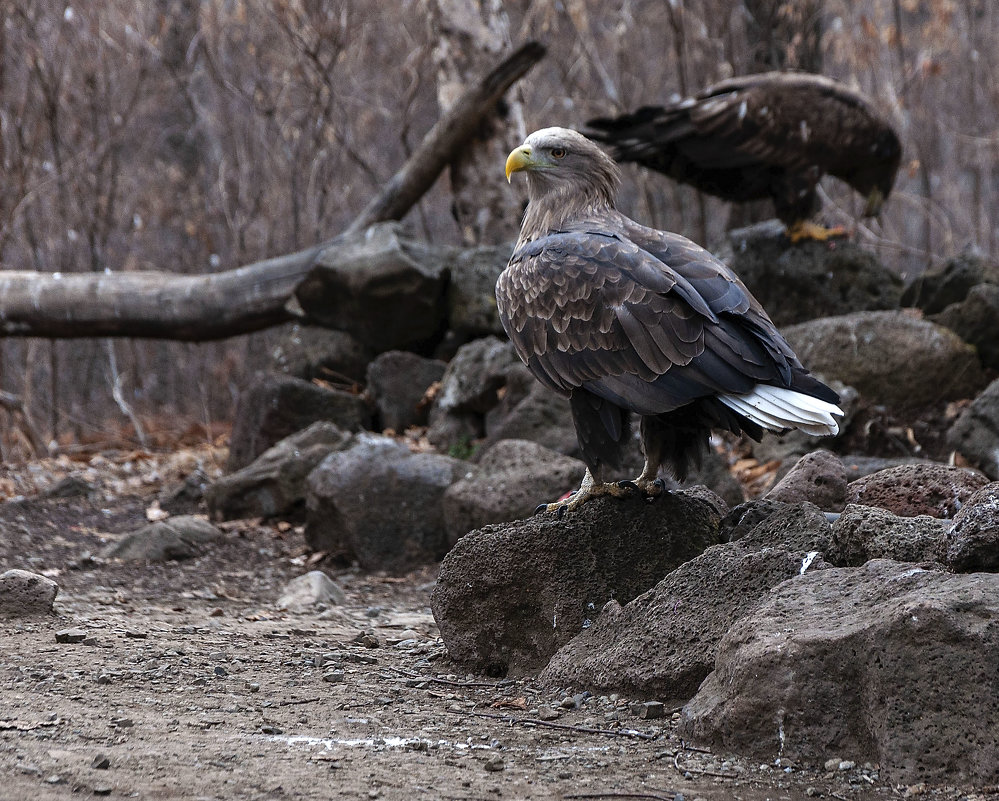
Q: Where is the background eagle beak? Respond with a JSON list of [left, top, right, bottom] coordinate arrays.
[[864, 187, 885, 217], [506, 145, 533, 182]]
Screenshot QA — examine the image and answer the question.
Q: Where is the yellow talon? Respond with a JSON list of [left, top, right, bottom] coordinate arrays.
[[786, 220, 849, 243]]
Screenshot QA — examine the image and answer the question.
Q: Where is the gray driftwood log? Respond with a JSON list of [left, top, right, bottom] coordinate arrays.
[[0, 42, 545, 342]]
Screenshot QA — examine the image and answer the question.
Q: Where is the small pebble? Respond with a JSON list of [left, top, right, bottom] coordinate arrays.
[[55, 628, 87, 644], [484, 755, 505, 772], [839, 760, 856, 771], [247, 683, 260, 693], [91, 753, 111, 770], [823, 757, 842, 772], [537, 706, 560, 721], [323, 670, 346, 683], [632, 700, 665, 719], [93, 787, 112, 797], [260, 724, 282, 734], [110, 718, 133, 728]]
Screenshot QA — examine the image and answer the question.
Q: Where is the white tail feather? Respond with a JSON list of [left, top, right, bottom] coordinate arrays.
[[719, 385, 843, 436]]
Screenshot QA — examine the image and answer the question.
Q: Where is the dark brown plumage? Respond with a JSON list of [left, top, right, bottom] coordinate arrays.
[[498, 127, 843, 514], [586, 72, 902, 238]]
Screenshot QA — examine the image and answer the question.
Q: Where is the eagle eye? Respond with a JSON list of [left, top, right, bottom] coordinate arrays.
[[551, 147, 566, 159]]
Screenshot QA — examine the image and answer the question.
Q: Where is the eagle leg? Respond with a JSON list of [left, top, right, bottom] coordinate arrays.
[[534, 468, 634, 517], [786, 220, 848, 244]]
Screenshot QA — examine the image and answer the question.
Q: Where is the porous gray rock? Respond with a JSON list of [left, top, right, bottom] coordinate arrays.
[[432, 492, 722, 676], [270, 323, 374, 384], [295, 223, 450, 352], [828, 504, 949, 566], [275, 570, 347, 611], [931, 283, 999, 370], [446, 243, 510, 336], [764, 450, 847, 511], [0, 569, 59, 618], [365, 351, 446, 432], [101, 516, 224, 561], [901, 248, 999, 315], [846, 463, 989, 519], [227, 373, 371, 471], [206, 422, 353, 521], [783, 310, 987, 411], [947, 377, 999, 479], [681, 560, 999, 785], [483, 373, 580, 458], [724, 221, 903, 326], [305, 433, 467, 573], [945, 483, 999, 572], [427, 336, 522, 451], [540, 542, 827, 704], [720, 499, 833, 554], [442, 439, 585, 542]]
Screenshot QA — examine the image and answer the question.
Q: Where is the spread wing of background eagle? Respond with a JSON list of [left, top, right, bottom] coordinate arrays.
[[586, 72, 902, 242], [497, 127, 843, 515]]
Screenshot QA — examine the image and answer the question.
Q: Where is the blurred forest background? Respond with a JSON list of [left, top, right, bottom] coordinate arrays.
[[0, 0, 993, 459]]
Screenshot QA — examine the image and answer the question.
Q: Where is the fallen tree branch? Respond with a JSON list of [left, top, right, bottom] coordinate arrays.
[[0, 42, 545, 342]]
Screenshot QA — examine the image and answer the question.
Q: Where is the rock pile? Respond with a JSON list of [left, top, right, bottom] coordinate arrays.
[[200, 221, 999, 785]]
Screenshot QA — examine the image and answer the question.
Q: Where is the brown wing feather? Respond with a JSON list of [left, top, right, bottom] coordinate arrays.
[[495, 220, 811, 417]]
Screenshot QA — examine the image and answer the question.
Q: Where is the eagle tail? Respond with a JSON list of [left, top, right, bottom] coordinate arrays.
[[717, 384, 843, 437], [569, 391, 631, 479]]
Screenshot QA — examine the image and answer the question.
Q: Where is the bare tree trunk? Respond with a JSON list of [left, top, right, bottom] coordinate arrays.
[[426, 0, 527, 245]]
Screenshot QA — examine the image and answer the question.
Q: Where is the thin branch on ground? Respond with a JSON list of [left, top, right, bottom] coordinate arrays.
[[465, 709, 657, 740]]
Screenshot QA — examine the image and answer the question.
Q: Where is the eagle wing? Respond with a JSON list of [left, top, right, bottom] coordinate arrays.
[[496, 225, 806, 417]]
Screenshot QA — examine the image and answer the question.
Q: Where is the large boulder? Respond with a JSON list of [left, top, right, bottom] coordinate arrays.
[[763, 450, 847, 511], [365, 351, 446, 432], [901, 248, 999, 315], [681, 560, 999, 785], [295, 223, 450, 352], [724, 221, 903, 326], [442, 439, 585, 542], [269, 323, 374, 384], [947, 377, 999, 479], [783, 310, 987, 411], [432, 492, 721, 676], [845, 463, 989, 519], [101, 516, 224, 561], [305, 433, 467, 573], [206, 422, 353, 521], [945, 483, 999, 572], [426, 336, 522, 451], [540, 542, 828, 704], [0, 569, 59, 618], [227, 373, 371, 471], [931, 283, 999, 370], [827, 504, 949, 566], [446, 243, 510, 337], [483, 372, 580, 459]]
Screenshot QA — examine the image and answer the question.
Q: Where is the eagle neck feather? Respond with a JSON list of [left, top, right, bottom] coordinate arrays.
[[518, 179, 618, 247]]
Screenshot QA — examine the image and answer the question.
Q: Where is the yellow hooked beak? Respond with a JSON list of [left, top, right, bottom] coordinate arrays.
[[864, 187, 885, 217], [505, 145, 533, 182]]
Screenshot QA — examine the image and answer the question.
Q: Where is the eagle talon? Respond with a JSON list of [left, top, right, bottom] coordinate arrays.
[[556, 506, 567, 520], [534, 503, 549, 516], [617, 480, 640, 493]]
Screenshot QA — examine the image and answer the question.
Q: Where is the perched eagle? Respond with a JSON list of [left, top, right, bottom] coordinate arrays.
[[586, 72, 902, 241], [498, 127, 843, 514]]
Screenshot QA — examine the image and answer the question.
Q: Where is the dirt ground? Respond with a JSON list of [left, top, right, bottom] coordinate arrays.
[[0, 448, 994, 801]]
